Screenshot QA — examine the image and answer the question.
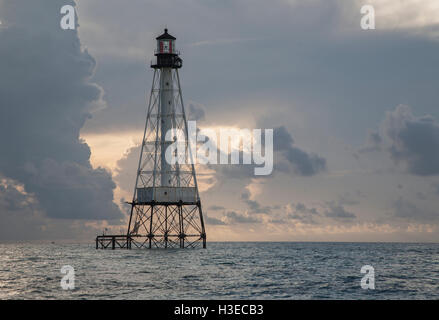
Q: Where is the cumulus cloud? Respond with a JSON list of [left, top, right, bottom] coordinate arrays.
[[363, 105, 439, 176], [359, 104, 439, 177], [382, 105, 439, 176], [0, 0, 122, 222], [273, 126, 327, 176]]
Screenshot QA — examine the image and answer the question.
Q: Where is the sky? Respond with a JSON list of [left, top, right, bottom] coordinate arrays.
[[1, 0, 439, 242]]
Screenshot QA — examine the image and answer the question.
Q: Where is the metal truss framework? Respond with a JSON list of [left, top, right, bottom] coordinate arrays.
[[96, 30, 206, 250], [124, 68, 206, 249]]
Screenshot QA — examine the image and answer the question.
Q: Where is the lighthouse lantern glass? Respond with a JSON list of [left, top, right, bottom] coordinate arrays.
[[158, 40, 174, 53]]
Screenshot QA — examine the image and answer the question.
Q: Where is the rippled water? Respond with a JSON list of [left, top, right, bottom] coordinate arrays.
[[0, 242, 438, 299]]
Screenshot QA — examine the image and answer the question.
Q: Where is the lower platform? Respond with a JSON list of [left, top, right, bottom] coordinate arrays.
[[95, 235, 132, 250], [95, 234, 206, 249]]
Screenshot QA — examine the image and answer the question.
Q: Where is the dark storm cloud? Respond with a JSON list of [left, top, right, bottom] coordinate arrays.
[[273, 126, 326, 176], [0, 175, 102, 241], [383, 105, 439, 176], [0, 0, 122, 220], [0, 178, 43, 240], [0, 180, 36, 212]]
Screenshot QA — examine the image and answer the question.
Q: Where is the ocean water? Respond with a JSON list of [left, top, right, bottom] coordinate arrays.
[[0, 242, 438, 299]]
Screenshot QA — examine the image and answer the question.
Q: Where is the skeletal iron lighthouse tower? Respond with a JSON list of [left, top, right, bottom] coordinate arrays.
[[126, 29, 206, 249]]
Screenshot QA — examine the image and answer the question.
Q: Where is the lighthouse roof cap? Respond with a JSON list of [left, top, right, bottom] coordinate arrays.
[[156, 28, 176, 40]]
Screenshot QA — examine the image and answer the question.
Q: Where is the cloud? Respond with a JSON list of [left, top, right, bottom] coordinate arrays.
[[274, 126, 327, 176], [208, 205, 225, 211], [393, 196, 438, 221], [0, 0, 122, 222], [359, 105, 439, 176], [204, 209, 262, 226], [0, 178, 37, 212], [358, 131, 382, 154], [337, 192, 361, 206], [223, 211, 260, 224], [209, 163, 258, 181], [204, 212, 226, 226], [1, 0, 437, 242], [188, 102, 206, 121], [294, 202, 319, 215], [75, 0, 439, 145], [0, 179, 44, 241], [190, 37, 261, 47], [114, 144, 140, 193], [324, 201, 356, 220], [354, 0, 439, 32], [416, 192, 427, 201], [241, 190, 272, 214], [285, 202, 319, 224], [25, 159, 120, 220], [379, 105, 439, 176], [0, 175, 106, 241]]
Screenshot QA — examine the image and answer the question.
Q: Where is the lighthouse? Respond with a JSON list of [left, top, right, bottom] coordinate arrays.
[[95, 29, 206, 250], [125, 29, 206, 249]]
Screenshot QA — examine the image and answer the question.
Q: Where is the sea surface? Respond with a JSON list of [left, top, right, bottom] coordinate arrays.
[[0, 242, 438, 299]]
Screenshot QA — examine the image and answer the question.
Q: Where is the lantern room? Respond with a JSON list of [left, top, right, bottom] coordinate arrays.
[[156, 28, 176, 54], [152, 28, 182, 69]]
